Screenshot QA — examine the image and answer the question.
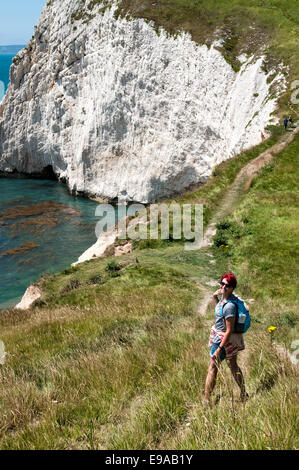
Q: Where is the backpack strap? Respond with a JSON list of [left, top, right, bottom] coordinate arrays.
[[220, 295, 237, 314], [220, 296, 239, 330]]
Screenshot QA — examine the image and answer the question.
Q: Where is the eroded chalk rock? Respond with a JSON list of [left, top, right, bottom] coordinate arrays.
[[0, 1, 285, 203]]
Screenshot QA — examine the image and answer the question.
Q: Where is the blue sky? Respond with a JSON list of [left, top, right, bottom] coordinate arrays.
[[0, 1, 46, 45]]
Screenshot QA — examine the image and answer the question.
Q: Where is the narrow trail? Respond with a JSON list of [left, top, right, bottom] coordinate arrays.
[[101, 129, 298, 450], [158, 129, 299, 446], [199, 127, 299, 317], [196, 126, 299, 360], [200, 127, 299, 249]]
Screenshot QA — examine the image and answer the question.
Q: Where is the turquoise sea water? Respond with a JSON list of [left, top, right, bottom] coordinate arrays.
[[0, 54, 14, 98], [0, 52, 105, 309], [0, 179, 100, 308]]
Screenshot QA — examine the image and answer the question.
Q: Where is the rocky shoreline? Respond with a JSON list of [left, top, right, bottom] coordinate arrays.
[[14, 214, 143, 310]]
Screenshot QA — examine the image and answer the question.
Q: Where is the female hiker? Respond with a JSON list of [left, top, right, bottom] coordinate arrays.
[[203, 272, 248, 404], [284, 117, 288, 130]]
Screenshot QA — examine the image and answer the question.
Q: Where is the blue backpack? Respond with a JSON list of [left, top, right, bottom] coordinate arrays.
[[221, 295, 251, 333]]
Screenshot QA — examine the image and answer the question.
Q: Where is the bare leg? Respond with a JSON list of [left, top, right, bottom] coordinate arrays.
[[204, 358, 219, 401], [226, 355, 248, 400]]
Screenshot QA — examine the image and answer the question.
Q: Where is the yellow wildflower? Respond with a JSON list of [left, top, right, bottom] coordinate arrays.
[[268, 326, 277, 333]]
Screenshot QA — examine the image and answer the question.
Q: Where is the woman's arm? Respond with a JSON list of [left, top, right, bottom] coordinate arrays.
[[212, 316, 236, 359], [220, 316, 235, 347]]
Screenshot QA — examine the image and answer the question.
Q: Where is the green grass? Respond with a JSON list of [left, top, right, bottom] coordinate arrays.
[[1, 1, 299, 448], [176, 125, 285, 227], [211, 133, 299, 348], [0, 250, 213, 449], [0, 131, 298, 449]]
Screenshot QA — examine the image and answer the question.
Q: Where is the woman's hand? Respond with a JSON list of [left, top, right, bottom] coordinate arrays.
[[213, 289, 222, 297], [213, 289, 221, 305], [212, 347, 222, 361]]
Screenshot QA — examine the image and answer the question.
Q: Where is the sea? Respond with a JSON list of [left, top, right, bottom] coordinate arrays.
[[0, 49, 105, 309], [0, 54, 14, 100]]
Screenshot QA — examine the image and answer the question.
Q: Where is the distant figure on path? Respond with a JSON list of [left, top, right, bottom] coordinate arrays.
[[288, 116, 293, 127], [284, 118, 288, 130], [203, 272, 248, 405]]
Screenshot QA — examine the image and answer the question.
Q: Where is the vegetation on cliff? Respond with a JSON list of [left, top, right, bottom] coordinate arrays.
[[67, 0, 299, 118]]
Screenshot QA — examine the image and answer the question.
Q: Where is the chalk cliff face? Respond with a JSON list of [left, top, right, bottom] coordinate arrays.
[[0, 0, 284, 203]]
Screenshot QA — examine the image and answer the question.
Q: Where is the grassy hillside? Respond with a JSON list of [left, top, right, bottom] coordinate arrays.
[[1, 0, 298, 450], [210, 132, 299, 347], [0, 128, 298, 449]]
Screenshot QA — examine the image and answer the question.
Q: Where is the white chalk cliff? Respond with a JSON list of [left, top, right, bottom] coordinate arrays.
[[0, 0, 284, 203]]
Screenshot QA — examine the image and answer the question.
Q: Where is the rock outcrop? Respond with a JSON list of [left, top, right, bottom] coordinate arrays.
[[73, 214, 144, 265], [15, 284, 42, 310], [0, 0, 285, 203]]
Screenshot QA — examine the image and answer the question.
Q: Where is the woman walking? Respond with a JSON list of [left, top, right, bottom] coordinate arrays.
[[204, 272, 248, 404]]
